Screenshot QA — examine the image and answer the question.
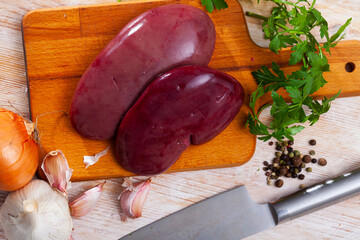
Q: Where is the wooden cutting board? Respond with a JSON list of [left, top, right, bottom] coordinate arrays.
[[22, 0, 360, 181]]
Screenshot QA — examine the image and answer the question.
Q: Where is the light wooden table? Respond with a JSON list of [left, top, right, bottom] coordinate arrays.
[[0, 0, 359, 239]]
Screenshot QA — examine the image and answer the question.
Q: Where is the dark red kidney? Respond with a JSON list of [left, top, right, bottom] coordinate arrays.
[[115, 65, 245, 175], [69, 4, 216, 140]]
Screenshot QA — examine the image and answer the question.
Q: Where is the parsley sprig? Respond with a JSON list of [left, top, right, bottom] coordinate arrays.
[[245, 0, 351, 142], [201, 0, 228, 13]]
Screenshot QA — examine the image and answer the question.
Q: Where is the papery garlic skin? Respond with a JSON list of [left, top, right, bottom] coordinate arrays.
[[83, 146, 110, 169], [69, 181, 106, 218], [0, 180, 73, 240], [119, 178, 151, 221], [41, 150, 73, 196]]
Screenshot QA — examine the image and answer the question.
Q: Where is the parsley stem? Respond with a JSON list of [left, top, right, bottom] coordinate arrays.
[[309, 0, 316, 11], [245, 12, 268, 21], [246, 12, 302, 43]]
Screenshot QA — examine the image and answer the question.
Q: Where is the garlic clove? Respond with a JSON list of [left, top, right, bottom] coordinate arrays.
[[69, 181, 106, 218], [119, 178, 151, 222], [41, 150, 73, 197]]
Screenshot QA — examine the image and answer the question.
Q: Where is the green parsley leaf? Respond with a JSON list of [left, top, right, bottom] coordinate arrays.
[[245, 0, 351, 141], [201, 0, 228, 13]]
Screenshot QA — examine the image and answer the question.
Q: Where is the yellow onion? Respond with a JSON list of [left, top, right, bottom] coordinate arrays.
[[0, 108, 38, 191]]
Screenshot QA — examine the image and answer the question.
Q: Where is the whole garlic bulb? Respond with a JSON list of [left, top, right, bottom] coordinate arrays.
[[0, 179, 73, 240]]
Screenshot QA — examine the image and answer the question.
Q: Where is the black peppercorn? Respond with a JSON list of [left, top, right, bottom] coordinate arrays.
[[302, 155, 312, 163], [269, 141, 274, 146], [263, 167, 268, 171], [298, 174, 305, 180], [288, 140, 294, 145], [292, 156, 302, 167], [297, 167, 302, 173], [263, 161, 269, 166], [318, 158, 327, 166], [289, 168, 294, 173], [292, 173, 298, 178], [276, 145, 282, 151], [287, 146, 293, 152], [279, 166, 288, 176], [275, 179, 284, 188], [273, 158, 280, 164], [268, 165, 274, 171], [309, 139, 316, 146], [311, 158, 317, 163]]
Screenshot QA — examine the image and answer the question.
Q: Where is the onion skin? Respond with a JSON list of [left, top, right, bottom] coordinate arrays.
[[0, 108, 38, 191]]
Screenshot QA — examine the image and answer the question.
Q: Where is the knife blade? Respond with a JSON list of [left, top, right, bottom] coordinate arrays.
[[119, 168, 360, 240]]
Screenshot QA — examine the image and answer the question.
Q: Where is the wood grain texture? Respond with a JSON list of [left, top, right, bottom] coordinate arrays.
[[22, 0, 360, 181], [0, 0, 359, 239]]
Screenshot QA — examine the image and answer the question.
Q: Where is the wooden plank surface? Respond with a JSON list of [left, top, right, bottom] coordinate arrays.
[[22, 0, 360, 181], [0, 0, 359, 239]]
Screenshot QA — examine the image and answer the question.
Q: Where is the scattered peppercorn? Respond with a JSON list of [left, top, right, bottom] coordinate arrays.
[[275, 179, 284, 188], [279, 167, 288, 176], [318, 158, 327, 166], [292, 156, 302, 167], [262, 139, 327, 187], [302, 155, 312, 163], [299, 184, 306, 189]]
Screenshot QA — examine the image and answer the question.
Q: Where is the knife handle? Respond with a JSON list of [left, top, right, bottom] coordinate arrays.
[[272, 168, 360, 224]]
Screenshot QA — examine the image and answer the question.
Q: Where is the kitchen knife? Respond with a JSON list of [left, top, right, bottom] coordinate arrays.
[[119, 168, 360, 240]]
